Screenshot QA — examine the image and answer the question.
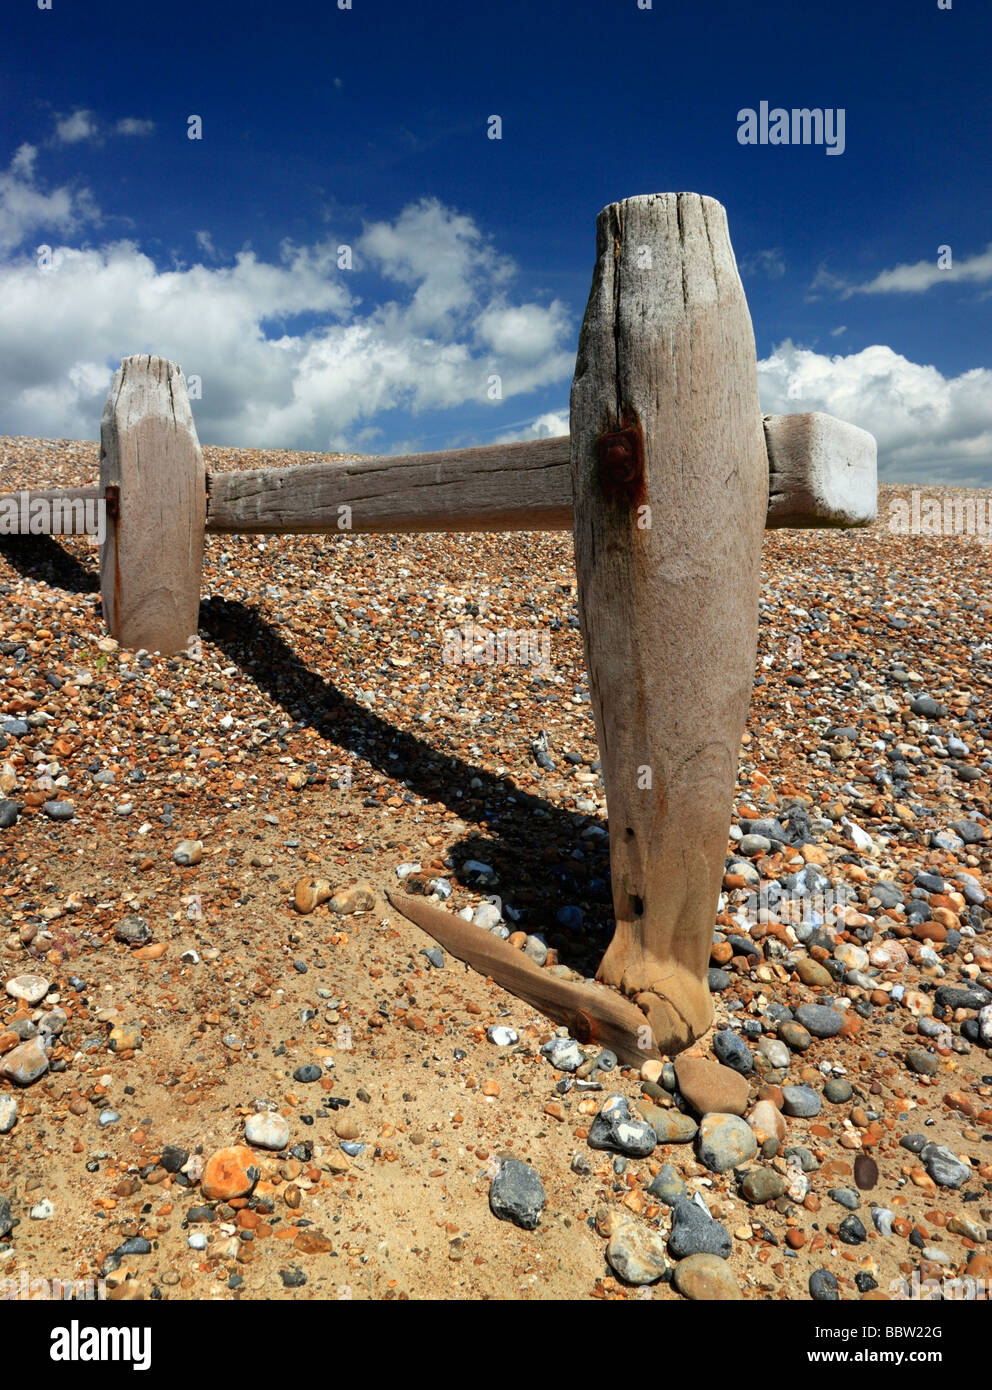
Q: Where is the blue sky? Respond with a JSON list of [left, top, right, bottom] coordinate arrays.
[[1, 0, 990, 482]]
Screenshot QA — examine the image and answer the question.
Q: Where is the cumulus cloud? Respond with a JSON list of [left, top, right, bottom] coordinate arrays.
[[0, 145, 100, 254], [54, 109, 100, 144], [758, 340, 992, 485], [0, 158, 573, 450], [492, 410, 569, 445]]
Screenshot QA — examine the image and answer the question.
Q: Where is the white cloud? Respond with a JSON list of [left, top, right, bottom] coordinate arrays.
[[739, 248, 786, 279], [830, 325, 847, 337], [492, 411, 569, 445], [115, 118, 155, 137], [54, 109, 100, 144], [814, 244, 992, 297], [0, 145, 100, 254], [758, 340, 992, 485], [0, 165, 573, 451]]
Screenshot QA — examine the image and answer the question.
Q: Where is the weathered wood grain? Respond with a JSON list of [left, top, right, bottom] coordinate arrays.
[[99, 356, 205, 655], [569, 192, 769, 1056], [765, 411, 877, 528], [205, 419, 875, 536], [385, 891, 662, 1065]]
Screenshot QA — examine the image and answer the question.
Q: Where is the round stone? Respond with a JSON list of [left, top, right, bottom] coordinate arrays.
[[781, 1085, 822, 1118], [588, 1094, 657, 1157], [245, 1112, 290, 1151], [809, 1268, 839, 1301], [824, 1078, 853, 1104], [794, 1004, 844, 1038], [200, 1145, 261, 1202], [674, 1056, 749, 1117], [778, 1021, 813, 1051], [606, 1222, 669, 1285], [740, 1168, 787, 1203], [672, 1253, 741, 1300], [696, 1113, 758, 1173], [4, 974, 50, 1004]]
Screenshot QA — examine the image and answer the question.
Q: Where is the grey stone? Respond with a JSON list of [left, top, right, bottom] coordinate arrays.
[[641, 1104, 697, 1144], [541, 1037, 585, 1072], [758, 1036, 791, 1070], [0, 1195, 12, 1238], [921, 1143, 971, 1189], [647, 1164, 686, 1206], [905, 1048, 939, 1076], [0, 800, 19, 829], [739, 1168, 786, 1203], [824, 1078, 853, 1103], [0, 1097, 17, 1133], [810, 1268, 839, 1301], [0, 1037, 49, 1086], [489, 1158, 545, 1229], [696, 1113, 758, 1173], [588, 1094, 657, 1157], [114, 914, 151, 946], [829, 1187, 860, 1210], [794, 1004, 844, 1038], [42, 800, 75, 821], [935, 983, 991, 1011], [668, 1199, 732, 1259], [713, 1028, 753, 1075], [781, 1084, 822, 1118]]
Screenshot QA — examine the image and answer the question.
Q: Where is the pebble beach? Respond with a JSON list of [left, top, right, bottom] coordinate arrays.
[[1, 435, 991, 1303]]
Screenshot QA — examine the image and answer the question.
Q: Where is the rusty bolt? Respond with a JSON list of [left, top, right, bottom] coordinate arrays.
[[103, 484, 120, 521], [598, 426, 643, 495]]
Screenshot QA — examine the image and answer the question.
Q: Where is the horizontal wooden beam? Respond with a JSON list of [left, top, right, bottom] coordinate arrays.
[[2, 410, 878, 541], [0, 486, 103, 534], [205, 414, 876, 537]]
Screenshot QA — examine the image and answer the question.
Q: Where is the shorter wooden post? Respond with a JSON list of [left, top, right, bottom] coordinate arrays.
[[99, 356, 205, 655]]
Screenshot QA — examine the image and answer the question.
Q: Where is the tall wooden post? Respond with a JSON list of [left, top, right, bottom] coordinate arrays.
[[569, 193, 768, 1055], [99, 355, 205, 656]]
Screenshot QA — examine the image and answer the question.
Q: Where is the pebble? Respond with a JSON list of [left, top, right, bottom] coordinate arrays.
[[920, 1143, 971, 1188], [0, 1037, 49, 1086], [746, 1100, 786, 1145], [29, 1199, 54, 1220], [713, 1028, 753, 1075], [0, 1098, 17, 1133], [114, 914, 151, 946], [829, 1187, 860, 1210], [794, 1004, 844, 1038], [757, 1036, 791, 1070], [809, 1269, 840, 1301], [778, 1020, 813, 1051], [905, 1048, 939, 1076], [330, 883, 376, 915], [740, 1168, 787, 1203], [854, 1154, 879, 1190], [172, 839, 203, 865], [588, 1094, 657, 1157], [489, 1158, 546, 1230], [674, 1055, 749, 1117], [541, 1037, 585, 1073], [668, 1198, 732, 1259], [672, 1253, 741, 1300], [98, 1109, 120, 1126], [636, 1103, 695, 1144], [201, 1145, 261, 1202], [872, 1208, 894, 1237], [647, 1164, 686, 1206], [606, 1222, 669, 1285], [4, 974, 50, 1004], [42, 800, 74, 820], [245, 1113, 290, 1150], [838, 1214, 867, 1244], [0, 800, 19, 829], [292, 1064, 322, 1083], [486, 1025, 518, 1046], [696, 1113, 758, 1172], [0, 1196, 11, 1239], [781, 1085, 822, 1118], [188, 1232, 208, 1250], [824, 1077, 853, 1103]]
